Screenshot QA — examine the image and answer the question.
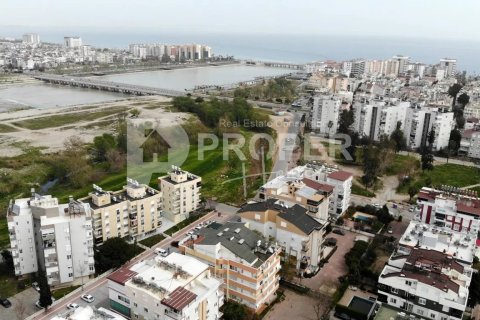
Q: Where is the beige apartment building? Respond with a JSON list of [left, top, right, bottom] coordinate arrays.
[[158, 167, 201, 224], [179, 222, 281, 312], [79, 179, 162, 245]]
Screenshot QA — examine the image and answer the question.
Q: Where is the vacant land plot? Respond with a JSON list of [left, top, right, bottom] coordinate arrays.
[[0, 123, 18, 133], [139, 234, 166, 247], [13, 106, 128, 130]]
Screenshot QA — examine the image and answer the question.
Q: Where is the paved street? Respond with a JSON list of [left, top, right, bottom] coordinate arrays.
[[0, 287, 39, 319]]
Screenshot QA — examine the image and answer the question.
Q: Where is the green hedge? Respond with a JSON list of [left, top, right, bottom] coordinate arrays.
[[164, 214, 206, 236]]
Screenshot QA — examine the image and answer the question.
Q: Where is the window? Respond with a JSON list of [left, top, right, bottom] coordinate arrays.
[[390, 297, 396, 304], [134, 302, 137, 307], [280, 221, 287, 228], [430, 314, 435, 319], [390, 287, 399, 294], [417, 309, 424, 316], [144, 307, 148, 313], [255, 214, 260, 220], [405, 280, 412, 286], [419, 298, 426, 305]]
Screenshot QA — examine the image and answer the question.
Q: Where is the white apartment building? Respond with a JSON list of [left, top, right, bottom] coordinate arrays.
[[107, 253, 223, 320], [238, 199, 327, 273], [260, 165, 352, 219], [404, 105, 454, 151], [79, 180, 162, 245], [310, 95, 342, 136], [180, 222, 281, 312], [352, 96, 408, 141], [439, 58, 457, 78], [22, 33, 40, 44], [378, 248, 472, 320], [7, 191, 95, 286], [64, 37, 83, 48], [417, 187, 480, 241], [158, 168, 201, 224]]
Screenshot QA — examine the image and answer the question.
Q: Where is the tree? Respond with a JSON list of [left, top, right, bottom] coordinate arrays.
[[94, 237, 138, 274], [449, 129, 462, 154], [447, 83, 462, 108], [129, 108, 141, 118], [408, 185, 419, 201], [38, 272, 53, 310], [390, 121, 407, 153], [221, 301, 247, 320], [338, 109, 354, 134], [1, 249, 14, 271], [92, 133, 116, 162], [361, 144, 381, 188], [457, 92, 470, 107], [421, 148, 434, 171]]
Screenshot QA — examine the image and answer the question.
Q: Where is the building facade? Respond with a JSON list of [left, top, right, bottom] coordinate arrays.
[[179, 222, 281, 312], [7, 191, 95, 286], [310, 95, 342, 136], [79, 180, 163, 245], [158, 168, 201, 224], [238, 199, 327, 273]]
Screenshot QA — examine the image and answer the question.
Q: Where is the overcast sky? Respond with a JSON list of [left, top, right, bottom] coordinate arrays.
[[1, 0, 479, 40]]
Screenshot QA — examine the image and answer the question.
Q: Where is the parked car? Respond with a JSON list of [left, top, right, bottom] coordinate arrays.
[[0, 298, 12, 308], [408, 207, 414, 212], [325, 237, 337, 246], [186, 231, 194, 237], [32, 281, 40, 292], [332, 229, 345, 236], [67, 303, 79, 310], [387, 227, 393, 234], [154, 248, 168, 257], [171, 240, 179, 248], [81, 294, 95, 303]]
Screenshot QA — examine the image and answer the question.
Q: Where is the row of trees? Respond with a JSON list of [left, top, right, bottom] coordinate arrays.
[[172, 96, 271, 133], [233, 78, 296, 103]]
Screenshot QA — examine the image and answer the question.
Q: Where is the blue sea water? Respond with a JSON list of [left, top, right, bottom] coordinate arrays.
[[1, 26, 479, 73]]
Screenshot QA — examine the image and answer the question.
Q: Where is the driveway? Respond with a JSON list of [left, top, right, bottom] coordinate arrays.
[[301, 231, 359, 295], [264, 289, 325, 320], [0, 287, 39, 319]]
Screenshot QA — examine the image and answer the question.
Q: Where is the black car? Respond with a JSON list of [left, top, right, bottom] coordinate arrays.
[[332, 228, 345, 236], [0, 298, 12, 308]]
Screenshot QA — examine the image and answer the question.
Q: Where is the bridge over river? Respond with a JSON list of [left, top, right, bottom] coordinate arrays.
[[34, 74, 186, 97]]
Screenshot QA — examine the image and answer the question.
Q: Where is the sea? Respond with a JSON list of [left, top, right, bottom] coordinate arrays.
[[1, 27, 479, 74]]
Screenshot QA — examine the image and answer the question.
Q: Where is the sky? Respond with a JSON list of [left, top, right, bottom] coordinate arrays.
[[1, 0, 479, 40]]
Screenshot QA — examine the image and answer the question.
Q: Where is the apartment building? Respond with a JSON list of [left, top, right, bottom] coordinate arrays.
[[310, 95, 342, 136], [238, 199, 327, 273], [179, 222, 281, 312], [417, 187, 480, 235], [439, 58, 457, 78], [7, 191, 95, 286], [158, 168, 201, 224], [107, 253, 223, 320], [64, 36, 82, 48], [404, 105, 454, 151], [78, 180, 162, 245], [378, 248, 472, 320], [392, 55, 410, 75], [352, 96, 409, 141], [22, 33, 40, 44], [258, 175, 331, 221]]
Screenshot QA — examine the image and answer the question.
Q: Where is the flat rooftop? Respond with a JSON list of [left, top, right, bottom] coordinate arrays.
[[399, 220, 477, 263]]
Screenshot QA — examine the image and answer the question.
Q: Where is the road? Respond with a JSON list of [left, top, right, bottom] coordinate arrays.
[[28, 210, 235, 320], [269, 111, 304, 181]]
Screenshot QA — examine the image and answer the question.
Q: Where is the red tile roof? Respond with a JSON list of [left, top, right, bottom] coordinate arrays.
[[107, 267, 138, 285], [161, 287, 197, 311], [457, 202, 480, 216], [383, 270, 459, 294], [302, 178, 334, 193], [327, 170, 353, 182]]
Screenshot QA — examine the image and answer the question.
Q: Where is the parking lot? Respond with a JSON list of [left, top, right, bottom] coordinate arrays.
[[302, 230, 360, 295], [0, 287, 39, 319]]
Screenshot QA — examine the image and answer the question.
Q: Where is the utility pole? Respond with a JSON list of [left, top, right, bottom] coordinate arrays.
[[242, 162, 247, 199], [261, 146, 266, 184]]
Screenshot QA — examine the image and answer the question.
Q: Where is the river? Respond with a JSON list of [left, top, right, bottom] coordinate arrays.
[[0, 65, 290, 111]]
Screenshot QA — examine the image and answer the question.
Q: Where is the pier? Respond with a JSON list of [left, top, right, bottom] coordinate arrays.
[[243, 59, 305, 70]]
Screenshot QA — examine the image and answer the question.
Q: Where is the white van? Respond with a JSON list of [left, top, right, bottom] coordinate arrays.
[[154, 248, 168, 257]]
